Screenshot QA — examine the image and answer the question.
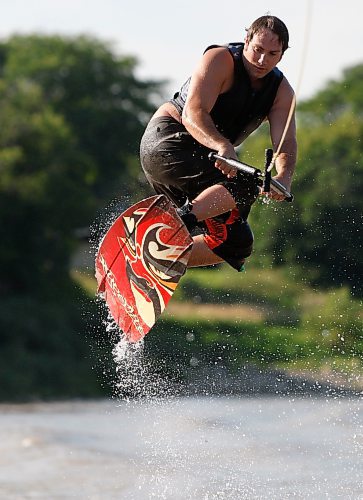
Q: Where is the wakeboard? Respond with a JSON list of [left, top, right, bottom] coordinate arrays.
[[95, 195, 193, 342]]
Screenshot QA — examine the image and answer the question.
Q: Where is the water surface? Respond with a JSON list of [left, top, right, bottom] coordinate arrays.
[[0, 396, 361, 499]]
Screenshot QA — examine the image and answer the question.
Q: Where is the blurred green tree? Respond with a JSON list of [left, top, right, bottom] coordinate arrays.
[[242, 64, 363, 294], [0, 34, 163, 296], [0, 35, 163, 399]]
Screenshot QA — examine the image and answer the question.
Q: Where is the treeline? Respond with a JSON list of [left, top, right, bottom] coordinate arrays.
[[0, 35, 361, 399], [0, 35, 160, 400], [243, 64, 363, 295]]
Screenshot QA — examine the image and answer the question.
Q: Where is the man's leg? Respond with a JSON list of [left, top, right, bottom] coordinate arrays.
[[188, 234, 224, 268], [180, 184, 236, 268], [191, 185, 236, 221], [178, 184, 255, 270]]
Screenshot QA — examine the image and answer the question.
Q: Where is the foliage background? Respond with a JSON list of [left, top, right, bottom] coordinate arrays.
[[0, 35, 361, 400]]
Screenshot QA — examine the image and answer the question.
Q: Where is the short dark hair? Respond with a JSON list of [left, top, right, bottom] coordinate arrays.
[[246, 16, 289, 54]]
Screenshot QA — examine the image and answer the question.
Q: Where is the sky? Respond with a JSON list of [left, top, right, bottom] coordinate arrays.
[[2, 0, 363, 101]]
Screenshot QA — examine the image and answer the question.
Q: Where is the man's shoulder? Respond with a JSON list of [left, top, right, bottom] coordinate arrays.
[[204, 42, 243, 57], [276, 74, 295, 97], [271, 66, 284, 82], [202, 44, 236, 71]]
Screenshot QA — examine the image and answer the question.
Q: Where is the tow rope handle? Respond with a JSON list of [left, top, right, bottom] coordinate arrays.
[[208, 151, 294, 202], [263, 148, 273, 193]]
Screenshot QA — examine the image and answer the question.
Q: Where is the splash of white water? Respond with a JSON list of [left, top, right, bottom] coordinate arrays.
[[109, 321, 178, 402]]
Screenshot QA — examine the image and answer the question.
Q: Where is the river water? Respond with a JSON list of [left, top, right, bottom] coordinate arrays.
[[0, 396, 362, 499]]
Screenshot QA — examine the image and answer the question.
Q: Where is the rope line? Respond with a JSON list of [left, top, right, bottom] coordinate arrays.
[[268, 0, 313, 172]]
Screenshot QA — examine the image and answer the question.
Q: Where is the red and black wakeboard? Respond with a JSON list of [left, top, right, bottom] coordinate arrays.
[[95, 195, 192, 342]]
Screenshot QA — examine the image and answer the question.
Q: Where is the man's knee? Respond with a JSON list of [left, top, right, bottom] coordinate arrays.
[[203, 215, 254, 271], [239, 221, 254, 258]]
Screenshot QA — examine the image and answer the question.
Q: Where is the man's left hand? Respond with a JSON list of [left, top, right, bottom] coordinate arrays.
[[262, 174, 292, 202]]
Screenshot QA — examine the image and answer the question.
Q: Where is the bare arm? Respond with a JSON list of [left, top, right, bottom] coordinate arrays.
[[268, 77, 298, 200], [181, 48, 238, 177]]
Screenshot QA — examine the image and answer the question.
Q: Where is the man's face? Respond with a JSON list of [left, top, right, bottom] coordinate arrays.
[[243, 29, 283, 81]]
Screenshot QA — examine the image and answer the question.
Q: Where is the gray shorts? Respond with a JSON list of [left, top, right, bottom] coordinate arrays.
[[139, 116, 258, 270]]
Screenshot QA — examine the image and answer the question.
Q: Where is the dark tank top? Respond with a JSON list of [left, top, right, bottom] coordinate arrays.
[[170, 42, 284, 145]]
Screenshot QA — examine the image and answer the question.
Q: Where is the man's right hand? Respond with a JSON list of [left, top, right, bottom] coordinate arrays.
[[214, 144, 238, 178]]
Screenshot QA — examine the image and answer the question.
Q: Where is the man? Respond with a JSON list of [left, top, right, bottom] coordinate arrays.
[[140, 15, 297, 272]]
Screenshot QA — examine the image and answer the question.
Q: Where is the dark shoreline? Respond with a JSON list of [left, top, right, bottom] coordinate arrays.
[[180, 363, 363, 398]]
